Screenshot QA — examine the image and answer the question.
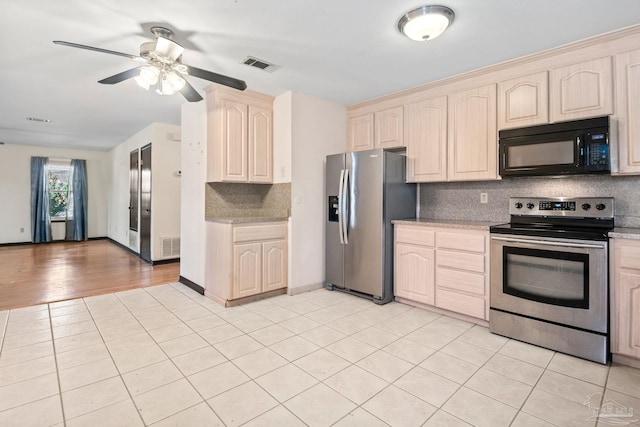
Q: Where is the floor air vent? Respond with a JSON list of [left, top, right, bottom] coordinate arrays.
[[242, 56, 280, 73], [161, 237, 180, 258]]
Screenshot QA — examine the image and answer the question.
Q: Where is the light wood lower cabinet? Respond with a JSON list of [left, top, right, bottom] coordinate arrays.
[[206, 221, 288, 306], [610, 238, 640, 360], [394, 224, 489, 320]]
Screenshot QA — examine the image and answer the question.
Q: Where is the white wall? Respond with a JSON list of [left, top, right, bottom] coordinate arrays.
[[290, 92, 347, 291], [107, 122, 181, 260], [180, 102, 207, 286], [0, 143, 109, 244], [273, 93, 293, 184]]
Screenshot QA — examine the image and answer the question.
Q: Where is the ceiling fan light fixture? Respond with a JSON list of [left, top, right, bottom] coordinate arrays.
[[398, 5, 454, 42], [156, 70, 186, 95], [135, 66, 159, 90]]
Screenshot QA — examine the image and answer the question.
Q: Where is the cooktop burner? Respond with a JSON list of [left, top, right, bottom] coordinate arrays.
[[490, 197, 615, 241]]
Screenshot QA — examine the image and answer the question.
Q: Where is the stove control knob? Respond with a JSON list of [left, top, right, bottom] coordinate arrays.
[[596, 203, 606, 211], [526, 203, 535, 210], [515, 202, 523, 209], [582, 203, 591, 211]]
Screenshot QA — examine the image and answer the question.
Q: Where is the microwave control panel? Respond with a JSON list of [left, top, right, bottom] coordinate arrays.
[[585, 132, 609, 168]]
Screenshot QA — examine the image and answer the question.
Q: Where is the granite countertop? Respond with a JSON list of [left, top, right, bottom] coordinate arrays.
[[609, 228, 640, 240], [391, 218, 500, 231], [206, 216, 289, 224]]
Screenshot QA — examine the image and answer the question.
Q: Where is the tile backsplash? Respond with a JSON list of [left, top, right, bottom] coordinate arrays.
[[419, 174, 640, 228], [205, 182, 291, 218]]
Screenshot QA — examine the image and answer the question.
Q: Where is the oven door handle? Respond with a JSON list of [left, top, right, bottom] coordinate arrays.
[[490, 236, 606, 249]]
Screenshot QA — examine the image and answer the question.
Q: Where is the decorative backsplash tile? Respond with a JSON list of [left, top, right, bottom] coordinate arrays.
[[205, 182, 291, 218], [419, 175, 640, 228]]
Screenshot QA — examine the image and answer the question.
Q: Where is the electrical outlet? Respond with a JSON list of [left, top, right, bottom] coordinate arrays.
[[20, 227, 24, 233], [480, 193, 488, 204]]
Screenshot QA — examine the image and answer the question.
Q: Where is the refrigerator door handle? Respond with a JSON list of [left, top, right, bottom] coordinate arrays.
[[342, 168, 349, 245], [338, 169, 345, 244]]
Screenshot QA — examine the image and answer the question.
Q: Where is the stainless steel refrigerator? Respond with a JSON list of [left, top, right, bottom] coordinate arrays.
[[325, 149, 416, 304]]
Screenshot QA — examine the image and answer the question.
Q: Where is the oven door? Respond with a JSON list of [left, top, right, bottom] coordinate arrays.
[[490, 234, 608, 333]]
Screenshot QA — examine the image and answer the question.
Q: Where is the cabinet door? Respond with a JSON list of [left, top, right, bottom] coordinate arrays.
[[248, 105, 273, 183], [394, 243, 435, 305], [233, 242, 262, 298], [617, 270, 640, 358], [348, 114, 374, 151], [498, 71, 549, 129], [615, 49, 640, 174], [405, 96, 447, 182], [550, 57, 613, 122], [221, 99, 248, 182], [447, 84, 498, 181], [263, 240, 287, 291], [375, 106, 404, 149]]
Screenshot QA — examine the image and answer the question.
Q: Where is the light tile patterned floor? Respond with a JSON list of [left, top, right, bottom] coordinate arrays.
[[0, 284, 639, 427]]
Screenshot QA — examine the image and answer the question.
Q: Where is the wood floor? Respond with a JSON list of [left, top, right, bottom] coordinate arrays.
[[0, 239, 180, 311]]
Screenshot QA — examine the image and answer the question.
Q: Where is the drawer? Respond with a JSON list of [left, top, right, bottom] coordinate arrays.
[[233, 223, 287, 243], [436, 288, 486, 320], [436, 267, 486, 296], [396, 226, 435, 247], [436, 232, 486, 253], [437, 250, 485, 273], [619, 244, 640, 270]]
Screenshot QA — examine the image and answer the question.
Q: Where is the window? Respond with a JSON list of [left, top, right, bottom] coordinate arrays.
[[48, 162, 72, 220]]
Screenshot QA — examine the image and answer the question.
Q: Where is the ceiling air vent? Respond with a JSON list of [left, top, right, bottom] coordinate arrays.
[[242, 56, 280, 73]]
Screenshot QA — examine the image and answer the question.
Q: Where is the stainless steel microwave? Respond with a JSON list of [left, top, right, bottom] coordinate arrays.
[[499, 116, 610, 177]]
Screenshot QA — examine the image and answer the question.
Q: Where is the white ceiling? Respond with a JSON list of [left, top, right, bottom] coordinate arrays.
[[1, 0, 639, 151]]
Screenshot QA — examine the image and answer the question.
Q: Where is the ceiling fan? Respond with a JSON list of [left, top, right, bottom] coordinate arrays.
[[53, 26, 247, 102]]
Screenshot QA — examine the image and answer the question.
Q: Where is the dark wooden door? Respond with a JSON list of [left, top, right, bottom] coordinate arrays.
[[129, 149, 139, 232], [140, 144, 152, 262]]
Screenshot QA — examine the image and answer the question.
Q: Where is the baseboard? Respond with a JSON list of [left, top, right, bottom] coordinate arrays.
[[0, 236, 107, 247], [288, 282, 324, 296], [107, 238, 140, 257], [179, 276, 204, 295]]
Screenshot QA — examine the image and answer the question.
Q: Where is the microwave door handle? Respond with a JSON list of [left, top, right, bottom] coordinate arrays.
[[577, 136, 583, 166], [338, 169, 345, 245], [491, 236, 605, 249]]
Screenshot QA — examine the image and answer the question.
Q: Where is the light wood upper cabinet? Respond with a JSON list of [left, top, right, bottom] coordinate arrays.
[[405, 96, 448, 182], [348, 106, 405, 152], [221, 99, 248, 181], [248, 105, 273, 183], [348, 113, 374, 152], [375, 106, 404, 149], [447, 84, 498, 181], [550, 57, 613, 122], [615, 49, 640, 174], [610, 238, 640, 360], [498, 71, 549, 129], [206, 85, 274, 183]]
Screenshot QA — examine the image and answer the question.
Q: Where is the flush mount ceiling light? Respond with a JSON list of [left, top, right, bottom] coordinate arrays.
[[398, 5, 455, 42]]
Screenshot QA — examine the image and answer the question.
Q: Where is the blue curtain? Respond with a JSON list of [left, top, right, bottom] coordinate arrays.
[[31, 156, 52, 243], [66, 159, 88, 241]]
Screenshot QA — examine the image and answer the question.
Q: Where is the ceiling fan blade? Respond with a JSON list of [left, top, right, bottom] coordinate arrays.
[[155, 37, 184, 62], [180, 80, 204, 102], [98, 67, 142, 84], [184, 65, 247, 91], [53, 41, 142, 61]]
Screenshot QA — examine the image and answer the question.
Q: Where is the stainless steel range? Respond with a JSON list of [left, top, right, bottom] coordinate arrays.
[[489, 197, 614, 364]]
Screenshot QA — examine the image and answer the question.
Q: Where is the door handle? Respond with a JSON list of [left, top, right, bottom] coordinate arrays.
[[342, 168, 349, 245], [338, 169, 345, 245]]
